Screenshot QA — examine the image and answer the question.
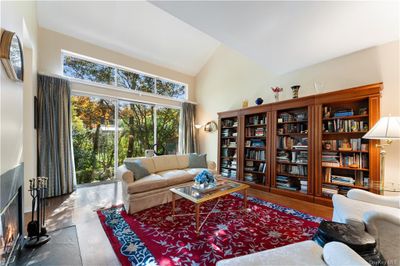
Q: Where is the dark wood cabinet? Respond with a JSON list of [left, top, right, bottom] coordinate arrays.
[[217, 83, 382, 205]]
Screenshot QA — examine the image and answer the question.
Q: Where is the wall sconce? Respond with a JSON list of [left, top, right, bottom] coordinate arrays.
[[195, 121, 218, 132]]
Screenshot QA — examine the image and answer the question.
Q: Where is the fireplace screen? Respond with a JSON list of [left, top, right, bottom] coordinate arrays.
[[0, 194, 19, 266]]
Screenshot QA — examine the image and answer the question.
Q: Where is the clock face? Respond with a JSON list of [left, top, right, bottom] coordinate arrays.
[[9, 34, 23, 81]]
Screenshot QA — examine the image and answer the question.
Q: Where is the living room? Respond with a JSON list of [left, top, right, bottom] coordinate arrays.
[[1, 1, 399, 266]]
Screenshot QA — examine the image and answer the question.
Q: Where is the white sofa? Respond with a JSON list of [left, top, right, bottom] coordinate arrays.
[[216, 240, 369, 266], [332, 189, 400, 264], [117, 154, 216, 214]]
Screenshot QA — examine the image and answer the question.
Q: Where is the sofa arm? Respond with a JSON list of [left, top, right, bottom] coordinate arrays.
[[207, 161, 216, 171], [363, 209, 400, 240], [347, 189, 400, 208], [323, 242, 369, 266], [117, 165, 134, 184]]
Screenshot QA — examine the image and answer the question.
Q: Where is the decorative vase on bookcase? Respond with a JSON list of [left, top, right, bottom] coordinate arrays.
[[291, 85, 301, 99], [274, 92, 280, 102]]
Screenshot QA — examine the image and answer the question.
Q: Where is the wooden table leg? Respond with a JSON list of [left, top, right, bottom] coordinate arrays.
[[195, 203, 200, 234], [172, 192, 176, 218], [243, 189, 248, 209]]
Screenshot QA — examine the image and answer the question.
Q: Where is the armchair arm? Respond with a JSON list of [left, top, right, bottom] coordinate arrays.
[[323, 242, 369, 266], [117, 164, 134, 184], [347, 189, 400, 208], [207, 161, 216, 171]]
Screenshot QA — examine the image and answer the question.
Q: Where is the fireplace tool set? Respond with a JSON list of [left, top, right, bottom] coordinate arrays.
[[25, 176, 51, 247]]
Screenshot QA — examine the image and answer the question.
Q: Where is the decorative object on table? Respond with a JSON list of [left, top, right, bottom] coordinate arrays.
[[204, 121, 218, 132], [271, 87, 283, 102], [291, 85, 301, 99], [255, 97, 264, 105], [193, 170, 216, 190], [242, 99, 249, 108], [0, 30, 24, 81], [313, 221, 385, 265], [26, 177, 51, 247], [363, 116, 400, 191]]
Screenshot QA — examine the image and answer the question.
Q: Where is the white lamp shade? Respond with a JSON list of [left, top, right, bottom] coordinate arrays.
[[363, 116, 400, 140]]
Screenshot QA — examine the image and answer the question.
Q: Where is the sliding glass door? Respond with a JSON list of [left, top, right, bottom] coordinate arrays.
[[72, 95, 181, 185], [118, 101, 154, 165], [71, 95, 115, 184]]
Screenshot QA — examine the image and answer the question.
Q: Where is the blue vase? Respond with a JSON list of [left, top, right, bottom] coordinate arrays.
[[255, 98, 264, 105]]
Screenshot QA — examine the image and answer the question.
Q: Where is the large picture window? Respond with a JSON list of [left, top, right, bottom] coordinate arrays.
[[63, 52, 188, 100], [72, 95, 181, 185]]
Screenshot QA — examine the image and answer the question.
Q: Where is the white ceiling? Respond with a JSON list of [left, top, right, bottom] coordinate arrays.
[[36, 1, 220, 76], [152, 1, 400, 74]]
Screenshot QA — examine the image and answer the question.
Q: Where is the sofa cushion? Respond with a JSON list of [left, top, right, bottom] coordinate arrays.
[[124, 160, 150, 181], [158, 170, 193, 186], [124, 157, 156, 174], [188, 153, 207, 168], [176, 154, 190, 169], [127, 174, 167, 194], [152, 155, 179, 172]]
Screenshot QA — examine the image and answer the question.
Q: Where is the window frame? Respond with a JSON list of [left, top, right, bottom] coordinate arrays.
[[62, 50, 189, 101]]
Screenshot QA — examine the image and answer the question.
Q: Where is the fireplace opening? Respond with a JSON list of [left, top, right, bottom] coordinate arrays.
[[0, 188, 22, 266]]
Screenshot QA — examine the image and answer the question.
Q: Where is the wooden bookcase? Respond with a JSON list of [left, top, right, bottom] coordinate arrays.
[[217, 83, 382, 206]]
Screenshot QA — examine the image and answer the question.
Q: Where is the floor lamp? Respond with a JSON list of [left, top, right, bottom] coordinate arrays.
[[363, 116, 400, 191]]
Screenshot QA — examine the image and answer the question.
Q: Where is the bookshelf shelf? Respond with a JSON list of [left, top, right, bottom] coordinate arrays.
[[245, 124, 266, 127], [322, 165, 369, 171], [322, 182, 368, 190], [218, 82, 381, 206], [322, 114, 368, 121]]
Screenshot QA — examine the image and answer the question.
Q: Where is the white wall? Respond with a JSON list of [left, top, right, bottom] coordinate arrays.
[[1, 1, 38, 212], [196, 41, 400, 189]]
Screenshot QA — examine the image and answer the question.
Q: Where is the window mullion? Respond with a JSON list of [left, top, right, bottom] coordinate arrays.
[[154, 106, 157, 146]]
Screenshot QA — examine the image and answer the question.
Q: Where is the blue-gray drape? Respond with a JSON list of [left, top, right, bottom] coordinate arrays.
[[37, 74, 75, 197], [179, 102, 198, 153]]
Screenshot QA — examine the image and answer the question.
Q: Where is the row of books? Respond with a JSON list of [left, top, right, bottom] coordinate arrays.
[[246, 139, 265, 148], [221, 149, 236, 158], [222, 119, 237, 127], [246, 127, 265, 137], [221, 168, 237, 179], [278, 112, 307, 123], [278, 164, 308, 177], [245, 161, 267, 173], [340, 154, 369, 169], [221, 128, 237, 137], [300, 180, 308, 193], [323, 167, 369, 187], [324, 119, 368, 133], [276, 175, 300, 191], [221, 139, 237, 148], [244, 173, 265, 184], [247, 115, 266, 125], [221, 159, 237, 169], [277, 137, 308, 150], [245, 150, 266, 160], [322, 184, 353, 197], [322, 139, 368, 151], [278, 123, 307, 134]]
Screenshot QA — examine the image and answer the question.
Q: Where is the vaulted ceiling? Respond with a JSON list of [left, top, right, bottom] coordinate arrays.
[[152, 1, 399, 74], [36, 1, 220, 76], [37, 1, 399, 76]]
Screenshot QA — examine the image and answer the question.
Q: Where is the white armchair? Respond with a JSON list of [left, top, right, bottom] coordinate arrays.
[[332, 189, 400, 265], [216, 240, 369, 266]]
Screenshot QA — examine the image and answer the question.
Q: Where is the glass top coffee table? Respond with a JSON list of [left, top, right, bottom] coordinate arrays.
[[170, 179, 250, 234]]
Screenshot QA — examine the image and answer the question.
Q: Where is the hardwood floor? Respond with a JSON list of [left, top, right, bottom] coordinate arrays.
[[24, 182, 332, 266]]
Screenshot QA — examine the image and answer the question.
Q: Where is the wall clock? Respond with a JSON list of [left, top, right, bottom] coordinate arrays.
[[0, 30, 24, 81]]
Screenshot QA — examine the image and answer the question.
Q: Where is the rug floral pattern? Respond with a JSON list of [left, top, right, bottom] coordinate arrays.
[[98, 193, 325, 266]]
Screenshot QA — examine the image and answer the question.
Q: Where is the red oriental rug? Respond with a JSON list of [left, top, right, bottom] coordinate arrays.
[[97, 193, 325, 266]]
